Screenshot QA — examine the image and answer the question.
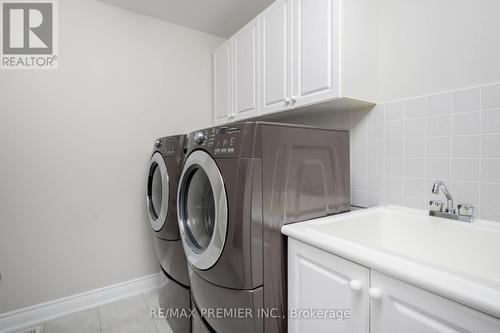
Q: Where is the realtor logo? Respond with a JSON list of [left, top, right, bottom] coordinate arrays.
[[1, 0, 58, 69]]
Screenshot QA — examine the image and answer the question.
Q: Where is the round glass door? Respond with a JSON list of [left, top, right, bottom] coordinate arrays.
[[147, 152, 169, 231], [177, 150, 227, 270]]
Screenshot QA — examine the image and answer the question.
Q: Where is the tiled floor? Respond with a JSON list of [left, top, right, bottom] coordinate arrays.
[[10, 289, 173, 333]]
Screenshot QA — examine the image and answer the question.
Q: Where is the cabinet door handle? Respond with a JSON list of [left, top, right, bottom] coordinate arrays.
[[368, 287, 382, 300], [349, 280, 363, 292], [291, 96, 297, 103], [284, 97, 291, 104]]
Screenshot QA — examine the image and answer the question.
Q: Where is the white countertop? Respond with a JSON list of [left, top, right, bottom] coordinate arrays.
[[281, 205, 500, 318]]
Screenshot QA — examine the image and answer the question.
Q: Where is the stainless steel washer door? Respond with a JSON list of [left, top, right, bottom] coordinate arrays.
[[177, 150, 228, 270], [147, 152, 169, 231]]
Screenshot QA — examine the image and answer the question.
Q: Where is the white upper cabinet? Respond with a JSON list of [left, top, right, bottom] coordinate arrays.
[[212, 0, 378, 124], [292, 0, 340, 108], [232, 17, 260, 121], [260, 0, 292, 115], [213, 39, 232, 125]]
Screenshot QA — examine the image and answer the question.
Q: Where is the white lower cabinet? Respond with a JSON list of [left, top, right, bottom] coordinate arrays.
[[288, 239, 369, 333], [288, 238, 500, 333], [371, 271, 500, 333]]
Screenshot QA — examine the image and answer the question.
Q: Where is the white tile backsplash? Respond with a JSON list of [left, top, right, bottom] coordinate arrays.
[[367, 121, 385, 140], [351, 190, 367, 207], [385, 101, 404, 120], [427, 114, 451, 137], [427, 137, 451, 158], [285, 82, 500, 222], [385, 120, 404, 139], [405, 177, 426, 198], [404, 158, 426, 178], [426, 158, 450, 180], [386, 139, 404, 158], [385, 177, 404, 196], [450, 159, 480, 182], [427, 92, 451, 115], [366, 104, 385, 122], [384, 194, 404, 206], [481, 134, 500, 158], [481, 159, 500, 183], [404, 117, 426, 138], [449, 181, 480, 206], [351, 157, 367, 175], [480, 183, 500, 208], [351, 121, 367, 141], [405, 97, 426, 118], [352, 174, 367, 191], [481, 109, 500, 134], [405, 138, 426, 158], [452, 135, 481, 158], [367, 192, 384, 207], [367, 140, 385, 158], [480, 206, 500, 222], [367, 158, 384, 176], [452, 87, 481, 113], [481, 83, 500, 109], [386, 158, 404, 177], [405, 196, 427, 210], [452, 111, 481, 135], [367, 175, 384, 193], [351, 141, 367, 158]]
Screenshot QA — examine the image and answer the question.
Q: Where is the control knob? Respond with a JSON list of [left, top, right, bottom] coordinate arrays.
[[194, 131, 205, 145]]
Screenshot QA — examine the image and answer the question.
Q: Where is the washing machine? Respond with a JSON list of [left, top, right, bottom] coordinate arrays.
[[146, 135, 190, 333], [176, 122, 350, 333]]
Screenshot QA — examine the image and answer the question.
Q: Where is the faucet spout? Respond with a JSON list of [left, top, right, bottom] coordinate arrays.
[[432, 180, 454, 213]]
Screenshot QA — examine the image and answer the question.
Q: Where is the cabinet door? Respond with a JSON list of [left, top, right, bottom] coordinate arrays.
[[288, 239, 369, 333], [260, 0, 292, 115], [292, 0, 340, 108], [232, 17, 260, 121], [213, 39, 232, 125], [371, 271, 500, 333]]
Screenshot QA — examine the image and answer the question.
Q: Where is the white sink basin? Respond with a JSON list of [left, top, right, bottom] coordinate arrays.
[[307, 206, 500, 285], [281, 206, 500, 317]]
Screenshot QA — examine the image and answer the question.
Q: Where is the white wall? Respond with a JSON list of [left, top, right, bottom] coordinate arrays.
[[376, 0, 500, 102], [0, 0, 223, 314]]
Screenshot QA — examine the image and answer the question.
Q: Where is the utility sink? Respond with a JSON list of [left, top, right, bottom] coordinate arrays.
[[283, 206, 500, 288]]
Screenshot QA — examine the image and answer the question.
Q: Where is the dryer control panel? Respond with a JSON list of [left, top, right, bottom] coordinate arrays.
[[187, 124, 245, 158]]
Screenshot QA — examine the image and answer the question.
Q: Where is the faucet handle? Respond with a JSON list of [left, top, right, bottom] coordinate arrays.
[[429, 200, 444, 212], [457, 204, 474, 217]]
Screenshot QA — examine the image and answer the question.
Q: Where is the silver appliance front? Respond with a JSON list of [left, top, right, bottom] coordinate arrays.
[[177, 150, 228, 270], [147, 152, 169, 232]]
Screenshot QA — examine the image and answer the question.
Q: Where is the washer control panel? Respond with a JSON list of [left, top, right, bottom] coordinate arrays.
[[188, 125, 244, 157], [156, 135, 183, 157]]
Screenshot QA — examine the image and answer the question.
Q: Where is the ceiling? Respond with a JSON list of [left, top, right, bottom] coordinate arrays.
[[98, 0, 274, 38]]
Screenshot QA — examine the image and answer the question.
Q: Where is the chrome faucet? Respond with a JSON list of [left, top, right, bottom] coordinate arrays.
[[429, 180, 474, 222], [431, 180, 455, 213]]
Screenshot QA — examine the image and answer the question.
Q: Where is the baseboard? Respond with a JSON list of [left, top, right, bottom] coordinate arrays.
[[0, 272, 167, 333]]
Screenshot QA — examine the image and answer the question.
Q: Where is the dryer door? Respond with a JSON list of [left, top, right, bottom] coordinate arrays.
[[147, 152, 169, 231], [177, 150, 228, 270]]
